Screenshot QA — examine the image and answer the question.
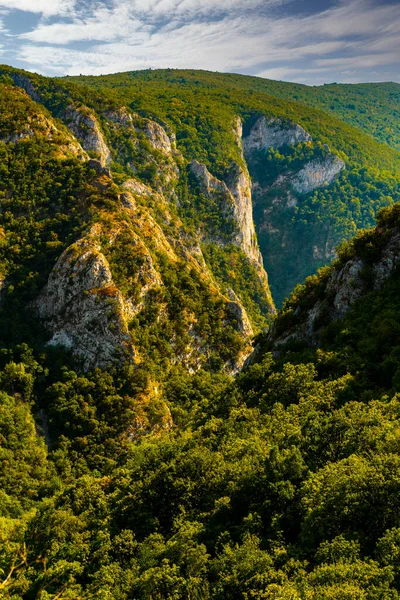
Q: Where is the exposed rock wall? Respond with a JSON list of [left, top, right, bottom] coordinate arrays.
[[189, 158, 274, 312], [8, 73, 42, 103], [226, 288, 254, 338], [243, 116, 311, 153], [35, 225, 135, 370], [105, 107, 179, 194], [3, 73, 272, 371], [65, 106, 111, 166], [271, 227, 400, 346], [242, 115, 346, 305], [225, 161, 264, 267], [292, 156, 345, 195], [5, 73, 110, 165]]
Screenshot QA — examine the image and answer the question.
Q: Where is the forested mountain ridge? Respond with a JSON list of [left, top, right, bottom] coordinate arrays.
[[2, 65, 400, 598], [0, 68, 277, 375], [69, 68, 400, 304]]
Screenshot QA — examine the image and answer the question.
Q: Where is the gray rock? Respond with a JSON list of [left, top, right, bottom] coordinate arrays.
[[292, 156, 345, 195], [189, 159, 264, 268], [243, 116, 311, 153], [65, 106, 111, 166], [123, 178, 153, 197], [35, 225, 135, 370], [226, 289, 254, 337], [373, 230, 400, 289], [271, 228, 400, 346]]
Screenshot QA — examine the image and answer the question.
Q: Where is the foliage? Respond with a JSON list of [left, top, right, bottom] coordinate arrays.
[[2, 66, 400, 599]]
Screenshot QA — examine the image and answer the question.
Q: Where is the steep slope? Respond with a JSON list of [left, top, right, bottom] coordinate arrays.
[[0, 76, 276, 379], [4, 206, 400, 598], [4, 67, 400, 600], [65, 68, 400, 304], [269, 202, 400, 360]]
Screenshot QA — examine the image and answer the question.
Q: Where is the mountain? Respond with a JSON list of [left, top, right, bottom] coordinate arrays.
[[69, 68, 400, 305], [69, 69, 400, 152], [2, 65, 400, 598], [100, 70, 399, 152], [0, 67, 277, 377]]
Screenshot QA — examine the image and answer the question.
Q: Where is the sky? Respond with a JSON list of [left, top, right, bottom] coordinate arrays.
[[0, 0, 398, 84]]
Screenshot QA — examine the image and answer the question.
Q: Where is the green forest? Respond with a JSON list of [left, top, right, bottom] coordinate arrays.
[[1, 65, 400, 598]]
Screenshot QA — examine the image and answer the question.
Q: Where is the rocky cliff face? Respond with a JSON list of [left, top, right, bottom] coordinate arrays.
[[243, 116, 345, 305], [1, 70, 280, 374], [270, 226, 400, 346], [104, 107, 179, 194], [189, 118, 263, 267], [292, 155, 345, 195], [5, 72, 110, 165], [226, 288, 254, 338], [243, 116, 311, 153], [65, 106, 111, 166], [189, 158, 274, 313], [188, 117, 274, 314], [35, 224, 137, 371], [33, 170, 256, 373], [0, 86, 87, 159]]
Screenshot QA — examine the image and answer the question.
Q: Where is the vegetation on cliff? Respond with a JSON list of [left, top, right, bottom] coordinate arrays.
[[2, 66, 400, 598]]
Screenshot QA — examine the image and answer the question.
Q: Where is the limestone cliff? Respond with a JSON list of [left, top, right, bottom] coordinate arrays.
[[292, 155, 346, 195], [270, 225, 400, 346], [1, 71, 276, 374], [104, 107, 179, 194], [243, 116, 311, 153], [0, 86, 87, 159], [226, 289, 254, 338], [189, 158, 274, 314], [35, 224, 136, 371], [65, 106, 111, 166], [188, 116, 274, 314], [243, 115, 345, 305]]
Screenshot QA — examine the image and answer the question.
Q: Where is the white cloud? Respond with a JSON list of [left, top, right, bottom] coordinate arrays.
[[0, 0, 75, 17], [316, 52, 399, 69], [21, 4, 147, 44], [9, 0, 400, 83]]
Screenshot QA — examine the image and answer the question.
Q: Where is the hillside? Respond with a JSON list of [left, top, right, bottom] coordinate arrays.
[[72, 69, 400, 155], [69, 68, 400, 305], [3, 65, 400, 598]]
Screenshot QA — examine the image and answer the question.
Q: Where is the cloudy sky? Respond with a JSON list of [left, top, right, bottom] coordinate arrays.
[[0, 0, 398, 84]]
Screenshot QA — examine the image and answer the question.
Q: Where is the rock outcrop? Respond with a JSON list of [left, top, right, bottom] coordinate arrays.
[[106, 107, 173, 155], [292, 155, 345, 195], [271, 227, 400, 346], [7, 72, 42, 103], [243, 116, 311, 153], [34, 223, 165, 371], [226, 289, 254, 337], [189, 158, 273, 312], [105, 107, 179, 193], [0, 92, 87, 159], [65, 106, 111, 166], [1, 71, 274, 373], [35, 225, 135, 370], [243, 115, 346, 305]]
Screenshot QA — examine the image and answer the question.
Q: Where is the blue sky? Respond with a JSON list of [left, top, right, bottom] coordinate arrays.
[[0, 0, 398, 84]]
